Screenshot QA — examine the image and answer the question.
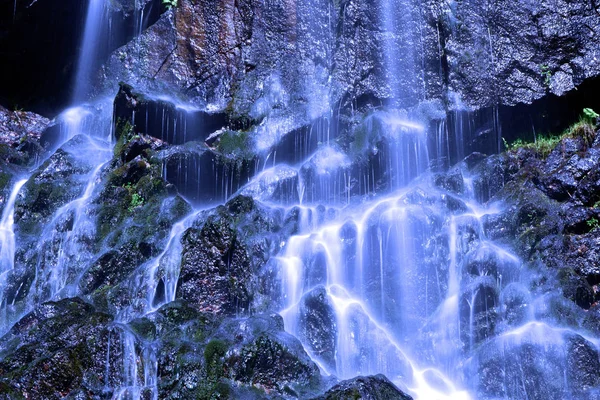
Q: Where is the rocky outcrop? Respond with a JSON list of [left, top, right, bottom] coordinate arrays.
[[0, 297, 324, 400], [100, 0, 600, 120], [440, 0, 600, 107], [312, 375, 413, 400], [0, 105, 49, 207], [297, 286, 337, 371], [474, 331, 600, 399], [13, 136, 93, 237], [465, 121, 600, 310], [177, 195, 292, 315], [0, 298, 120, 399]]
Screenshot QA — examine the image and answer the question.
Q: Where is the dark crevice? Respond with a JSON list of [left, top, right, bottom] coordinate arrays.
[[0, 0, 163, 116]]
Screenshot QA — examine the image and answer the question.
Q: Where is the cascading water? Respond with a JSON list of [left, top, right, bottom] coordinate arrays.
[[3, 0, 600, 398], [0, 0, 161, 393], [73, 0, 108, 103]]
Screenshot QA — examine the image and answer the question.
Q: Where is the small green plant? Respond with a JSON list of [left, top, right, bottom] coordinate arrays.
[[129, 193, 144, 211], [505, 136, 562, 158], [540, 64, 552, 87], [162, 0, 177, 9], [122, 182, 144, 212], [505, 109, 598, 158], [587, 217, 599, 231], [583, 108, 599, 122]]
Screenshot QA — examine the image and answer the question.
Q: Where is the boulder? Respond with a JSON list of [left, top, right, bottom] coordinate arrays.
[[298, 286, 338, 372], [176, 195, 287, 315], [312, 375, 413, 400], [0, 298, 122, 399]]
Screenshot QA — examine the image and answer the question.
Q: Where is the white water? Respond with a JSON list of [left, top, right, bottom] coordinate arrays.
[[0, 179, 28, 306], [1, 0, 598, 399], [74, 0, 108, 102]]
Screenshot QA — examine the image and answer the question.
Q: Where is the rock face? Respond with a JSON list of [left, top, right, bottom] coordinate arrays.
[[0, 299, 323, 399], [177, 195, 290, 315], [153, 309, 323, 399], [312, 375, 413, 400], [466, 124, 600, 310], [0, 105, 49, 207], [298, 286, 337, 371], [440, 0, 600, 107], [100, 0, 600, 116], [0, 298, 120, 399]]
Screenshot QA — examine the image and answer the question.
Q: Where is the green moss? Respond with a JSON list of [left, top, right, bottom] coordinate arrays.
[[0, 172, 11, 192], [113, 119, 135, 159], [129, 318, 157, 340], [540, 64, 552, 87], [505, 113, 598, 158], [216, 130, 252, 160], [0, 143, 10, 158], [163, 0, 177, 9], [0, 381, 24, 399], [587, 217, 599, 231], [128, 193, 144, 212], [204, 339, 228, 367]]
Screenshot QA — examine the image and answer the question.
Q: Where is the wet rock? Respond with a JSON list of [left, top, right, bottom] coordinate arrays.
[[582, 305, 600, 336], [240, 164, 300, 205], [540, 137, 600, 201], [557, 268, 595, 310], [220, 314, 322, 397], [90, 141, 191, 311], [113, 83, 227, 145], [96, 120, 189, 246], [177, 211, 251, 315], [79, 243, 150, 296], [499, 283, 532, 328], [433, 167, 464, 195], [312, 374, 413, 400], [474, 336, 571, 400], [99, 0, 600, 121], [467, 151, 521, 203], [459, 277, 499, 346], [159, 142, 258, 204], [13, 138, 93, 237], [298, 286, 337, 371], [566, 334, 600, 394], [0, 298, 122, 399], [485, 181, 561, 258], [441, 0, 600, 108], [152, 307, 321, 399], [0, 105, 49, 166], [177, 195, 287, 315]]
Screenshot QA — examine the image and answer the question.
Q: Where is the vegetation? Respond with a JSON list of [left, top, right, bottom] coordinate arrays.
[[197, 339, 230, 399], [587, 217, 600, 231], [503, 109, 598, 158], [162, 0, 177, 10], [216, 129, 253, 160], [129, 192, 144, 211], [540, 64, 552, 87]]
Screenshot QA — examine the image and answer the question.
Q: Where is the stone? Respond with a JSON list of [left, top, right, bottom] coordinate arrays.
[[298, 286, 337, 371], [312, 375, 413, 400]]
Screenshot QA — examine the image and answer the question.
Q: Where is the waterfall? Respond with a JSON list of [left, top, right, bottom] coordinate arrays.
[[0, 180, 28, 304], [73, 0, 108, 103], [3, 0, 600, 398]]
